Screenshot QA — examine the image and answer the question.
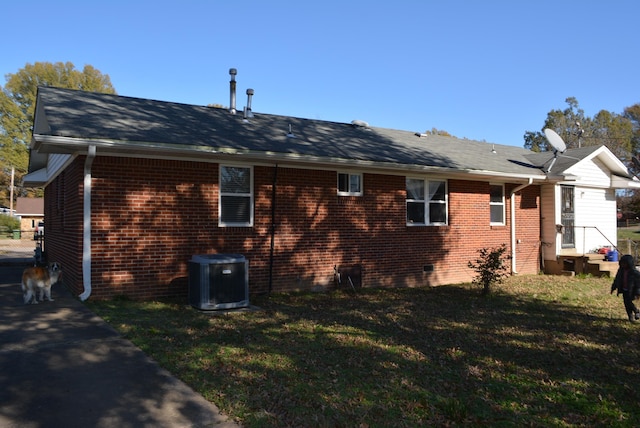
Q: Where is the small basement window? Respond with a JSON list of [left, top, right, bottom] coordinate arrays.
[[337, 172, 362, 196]]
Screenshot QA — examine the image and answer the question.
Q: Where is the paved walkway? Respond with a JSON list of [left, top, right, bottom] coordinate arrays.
[[0, 261, 240, 428], [0, 238, 35, 266]]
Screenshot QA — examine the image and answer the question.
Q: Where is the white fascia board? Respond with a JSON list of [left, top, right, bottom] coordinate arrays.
[[611, 175, 640, 189], [31, 135, 546, 183]]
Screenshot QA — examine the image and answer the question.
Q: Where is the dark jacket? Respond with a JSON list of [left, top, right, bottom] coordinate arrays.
[[611, 254, 640, 298]]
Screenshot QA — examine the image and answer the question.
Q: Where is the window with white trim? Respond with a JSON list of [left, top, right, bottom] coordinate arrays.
[[490, 184, 505, 225], [406, 178, 447, 225], [337, 172, 362, 196], [219, 165, 253, 226]]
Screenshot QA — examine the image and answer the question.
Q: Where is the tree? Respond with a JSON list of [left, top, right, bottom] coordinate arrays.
[[0, 61, 116, 204], [423, 128, 454, 137], [523, 97, 633, 160], [623, 103, 640, 177]]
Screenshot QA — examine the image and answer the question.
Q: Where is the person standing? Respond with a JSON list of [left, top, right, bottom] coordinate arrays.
[[611, 254, 640, 322]]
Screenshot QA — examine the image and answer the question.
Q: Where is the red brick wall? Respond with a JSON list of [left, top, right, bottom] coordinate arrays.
[[512, 184, 542, 274], [44, 156, 540, 300], [44, 159, 85, 297]]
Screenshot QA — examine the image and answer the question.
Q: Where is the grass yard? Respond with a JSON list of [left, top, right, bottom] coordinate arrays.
[[618, 225, 640, 241], [87, 275, 640, 427]]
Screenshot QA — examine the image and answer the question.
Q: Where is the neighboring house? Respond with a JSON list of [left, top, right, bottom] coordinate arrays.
[[23, 85, 639, 301], [13, 197, 44, 238], [535, 146, 640, 274]]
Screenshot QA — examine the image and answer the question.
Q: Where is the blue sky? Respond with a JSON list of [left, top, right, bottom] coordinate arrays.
[[2, 1, 639, 147]]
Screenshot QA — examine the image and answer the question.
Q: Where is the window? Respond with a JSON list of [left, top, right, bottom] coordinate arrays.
[[220, 165, 253, 226], [337, 172, 362, 196], [490, 184, 505, 225], [406, 178, 447, 225]]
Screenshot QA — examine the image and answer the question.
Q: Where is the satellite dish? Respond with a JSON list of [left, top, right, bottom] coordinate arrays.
[[543, 128, 566, 153], [542, 128, 568, 174]]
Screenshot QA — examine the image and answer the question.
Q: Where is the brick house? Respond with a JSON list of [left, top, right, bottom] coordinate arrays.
[[23, 85, 637, 300], [14, 197, 44, 238]]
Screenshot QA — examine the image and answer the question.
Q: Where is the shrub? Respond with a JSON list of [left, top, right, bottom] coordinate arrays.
[[468, 244, 511, 296], [0, 215, 20, 234]]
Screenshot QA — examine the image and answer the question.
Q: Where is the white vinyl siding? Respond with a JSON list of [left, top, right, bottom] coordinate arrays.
[[564, 158, 611, 188], [573, 186, 617, 252], [541, 183, 617, 259]]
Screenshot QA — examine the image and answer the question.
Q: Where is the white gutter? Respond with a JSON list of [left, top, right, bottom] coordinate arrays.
[[79, 145, 96, 301], [611, 175, 640, 189], [31, 134, 548, 182], [510, 178, 533, 275]]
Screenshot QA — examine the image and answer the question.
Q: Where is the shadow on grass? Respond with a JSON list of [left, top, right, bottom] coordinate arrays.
[[88, 279, 640, 427]]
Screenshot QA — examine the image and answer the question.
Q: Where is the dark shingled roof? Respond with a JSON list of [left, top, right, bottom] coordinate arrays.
[[31, 86, 591, 179]]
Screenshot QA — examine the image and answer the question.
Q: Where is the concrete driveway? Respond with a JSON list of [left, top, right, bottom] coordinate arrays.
[[0, 263, 240, 428]]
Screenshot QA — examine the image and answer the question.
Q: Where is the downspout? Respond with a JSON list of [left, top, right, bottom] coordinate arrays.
[[510, 178, 533, 275], [79, 145, 96, 301]]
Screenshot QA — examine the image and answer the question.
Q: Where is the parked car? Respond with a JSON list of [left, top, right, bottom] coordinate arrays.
[[37, 221, 44, 235]]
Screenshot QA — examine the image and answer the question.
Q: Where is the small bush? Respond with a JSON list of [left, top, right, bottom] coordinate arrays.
[[0, 215, 20, 234], [468, 244, 511, 296]]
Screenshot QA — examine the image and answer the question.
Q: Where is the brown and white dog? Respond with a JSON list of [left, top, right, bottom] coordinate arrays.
[[21, 262, 62, 304]]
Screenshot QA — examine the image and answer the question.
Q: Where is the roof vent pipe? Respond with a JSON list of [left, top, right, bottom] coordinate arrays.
[[286, 124, 296, 138], [229, 68, 237, 114], [244, 88, 254, 119]]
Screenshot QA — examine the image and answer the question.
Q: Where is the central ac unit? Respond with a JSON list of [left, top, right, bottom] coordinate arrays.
[[188, 254, 249, 310]]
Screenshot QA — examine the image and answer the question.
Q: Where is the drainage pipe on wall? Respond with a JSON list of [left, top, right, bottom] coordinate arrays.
[[510, 178, 533, 275], [79, 145, 96, 301]]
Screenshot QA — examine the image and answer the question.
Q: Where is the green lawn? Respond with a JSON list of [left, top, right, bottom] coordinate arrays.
[[87, 275, 640, 427], [618, 226, 640, 241]]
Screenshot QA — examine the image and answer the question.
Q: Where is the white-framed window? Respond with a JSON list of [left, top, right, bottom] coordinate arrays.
[[337, 172, 362, 196], [219, 165, 253, 226], [406, 178, 447, 225], [490, 183, 505, 225]]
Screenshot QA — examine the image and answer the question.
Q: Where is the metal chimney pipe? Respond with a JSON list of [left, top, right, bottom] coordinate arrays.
[[229, 68, 237, 114], [245, 88, 254, 118]]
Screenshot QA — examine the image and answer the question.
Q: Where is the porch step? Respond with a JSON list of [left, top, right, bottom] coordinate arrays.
[[555, 254, 618, 278], [586, 259, 619, 278]]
